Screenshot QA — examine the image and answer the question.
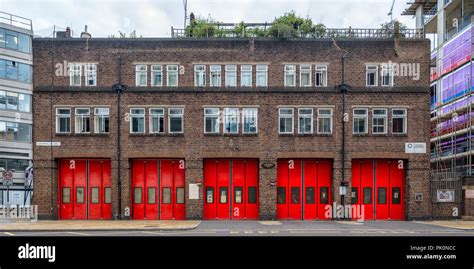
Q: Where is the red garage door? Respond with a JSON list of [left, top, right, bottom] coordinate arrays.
[[277, 159, 332, 220], [58, 159, 112, 220], [203, 159, 258, 220], [131, 159, 185, 220], [351, 159, 405, 220]]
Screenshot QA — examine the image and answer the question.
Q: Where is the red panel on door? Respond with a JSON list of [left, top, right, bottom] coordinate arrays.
[[303, 160, 317, 220], [59, 159, 73, 220], [232, 160, 246, 220], [288, 159, 302, 220], [88, 160, 102, 220], [160, 160, 174, 220], [101, 160, 112, 220], [217, 160, 230, 220], [389, 160, 404, 220], [204, 159, 217, 220], [375, 160, 389, 220], [145, 160, 159, 220], [277, 159, 289, 220], [317, 160, 332, 220], [245, 160, 259, 220], [173, 160, 186, 220], [73, 160, 87, 220], [131, 160, 145, 220]]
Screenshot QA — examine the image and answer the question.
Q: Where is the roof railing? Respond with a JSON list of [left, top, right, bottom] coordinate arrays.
[[0, 11, 33, 31]]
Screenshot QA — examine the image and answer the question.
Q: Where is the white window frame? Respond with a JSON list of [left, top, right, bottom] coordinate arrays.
[[381, 65, 394, 86], [130, 108, 145, 134], [168, 107, 184, 133], [194, 65, 206, 87], [135, 65, 147, 87], [75, 107, 91, 134], [151, 65, 163, 86], [298, 108, 313, 134], [204, 107, 220, 134], [210, 65, 221, 87], [284, 65, 296, 87], [149, 108, 164, 134], [225, 65, 237, 87], [84, 64, 97, 86], [69, 64, 82, 86], [300, 65, 312, 87], [279, 108, 294, 134], [223, 107, 239, 134], [256, 65, 268, 87], [366, 65, 378, 87], [372, 108, 387, 134], [242, 107, 258, 134], [353, 108, 368, 134], [240, 65, 252, 87], [94, 107, 109, 134], [315, 65, 327, 87], [56, 108, 71, 134], [167, 65, 179, 87], [392, 108, 407, 134], [317, 108, 333, 134]]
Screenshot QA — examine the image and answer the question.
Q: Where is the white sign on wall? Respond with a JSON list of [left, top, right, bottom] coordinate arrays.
[[466, 190, 474, 199], [405, 143, 426, 154], [189, 183, 199, 200], [437, 189, 455, 202], [36, 142, 61, 147]]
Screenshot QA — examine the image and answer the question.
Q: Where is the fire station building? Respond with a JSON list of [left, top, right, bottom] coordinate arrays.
[[32, 31, 432, 220]]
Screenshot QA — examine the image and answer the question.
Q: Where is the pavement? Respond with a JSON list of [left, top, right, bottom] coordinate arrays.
[[0, 219, 473, 236]]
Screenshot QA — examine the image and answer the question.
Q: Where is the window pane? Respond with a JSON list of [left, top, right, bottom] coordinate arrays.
[[18, 33, 30, 53], [234, 187, 242, 204], [219, 187, 228, 203], [76, 187, 85, 204], [378, 187, 387, 204], [176, 187, 185, 204], [206, 187, 214, 203], [169, 117, 183, 133], [62, 187, 71, 204], [0, 91, 5, 109], [306, 187, 315, 204], [363, 187, 372, 204], [18, 94, 31, 112], [134, 187, 142, 204], [162, 187, 171, 204], [248, 187, 257, 204], [392, 187, 401, 204], [320, 187, 329, 204], [91, 187, 99, 204], [277, 187, 286, 204], [104, 187, 112, 204], [291, 187, 300, 204], [148, 187, 156, 204], [351, 187, 358, 204]]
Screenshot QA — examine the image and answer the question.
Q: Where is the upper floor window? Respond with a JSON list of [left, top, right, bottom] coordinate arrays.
[[194, 65, 206, 87], [56, 108, 71, 134], [381, 65, 394, 86], [0, 91, 31, 112], [372, 108, 387, 134], [279, 108, 294, 134], [0, 59, 32, 83], [317, 108, 333, 134], [75, 108, 90, 134], [353, 108, 368, 134], [242, 108, 258, 134], [284, 65, 296, 87], [130, 108, 145, 133], [366, 65, 378, 86], [241, 65, 252, 87], [151, 65, 163, 86], [298, 108, 313, 134], [0, 121, 31, 142], [0, 28, 31, 53], [69, 64, 82, 86], [223, 107, 239, 133], [315, 65, 327, 87], [135, 65, 147, 87], [225, 65, 237, 87], [149, 108, 164, 133], [167, 65, 179, 87], [392, 108, 407, 134], [256, 65, 268, 87], [300, 65, 312, 87], [168, 108, 184, 133], [85, 64, 97, 86], [204, 107, 220, 134], [94, 108, 109, 134], [210, 65, 222, 87]]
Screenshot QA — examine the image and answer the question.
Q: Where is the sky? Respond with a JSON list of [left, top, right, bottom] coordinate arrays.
[[0, 0, 416, 38]]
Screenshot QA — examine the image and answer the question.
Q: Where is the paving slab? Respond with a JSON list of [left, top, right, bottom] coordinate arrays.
[[414, 220, 474, 230]]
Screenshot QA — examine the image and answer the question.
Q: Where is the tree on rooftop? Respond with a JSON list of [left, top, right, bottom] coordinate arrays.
[[268, 11, 315, 38], [185, 16, 222, 37], [380, 19, 408, 37]]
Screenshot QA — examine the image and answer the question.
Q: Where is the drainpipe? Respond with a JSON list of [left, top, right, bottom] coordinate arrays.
[[113, 56, 124, 219]]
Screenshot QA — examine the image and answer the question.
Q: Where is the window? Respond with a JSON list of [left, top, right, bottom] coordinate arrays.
[[378, 187, 387, 204], [315, 65, 327, 86], [351, 187, 358, 204], [162, 188, 171, 204], [85, 64, 97, 86], [320, 187, 329, 204], [148, 187, 156, 204], [75, 108, 90, 133], [223, 107, 239, 134], [372, 108, 387, 134], [18, 94, 31, 112], [6, 92, 18, 110], [0, 91, 27, 112], [366, 65, 378, 86], [104, 187, 112, 204], [353, 109, 368, 134], [18, 63, 31, 83], [277, 187, 286, 204], [130, 108, 145, 133], [67, 64, 81, 86], [306, 187, 315, 204], [149, 108, 164, 134], [56, 108, 71, 133], [234, 187, 243, 204], [94, 108, 109, 134], [17, 33, 30, 53], [242, 108, 258, 134], [363, 187, 372, 204], [284, 65, 296, 87], [317, 108, 333, 134], [176, 187, 185, 204], [151, 65, 163, 86], [291, 187, 300, 204], [256, 65, 268, 87], [5, 30, 17, 50], [225, 65, 237, 87], [206, 187, 214, 203], [168, 108, 184, 133], [6, 60, 18, 80], [381, 65, 393, 86], [62, 187, 71, 204], [167, 65, 179, 87], [76, 187, 84, 204], [392, 108, 407, 134], [135, 65, 147, 86], [392, 187, 401, 204], [194, 65, 206, 87], [219, 187, 228, 203], [0, 29, 31, 53], [241, 65, 252, 87], [134, 188, 142, 204], [279, 108, 294, 134], [300, 65, 311, 87], [0, 60, 31, 83], [91, 187, 99, 204], [0, 91, 5, 110], [204, 108, 219, 134], [210, 65, 221, 87], [0, 159, 29, 171], [298, 108, 313, 134], [248, 187, 257, 204]]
